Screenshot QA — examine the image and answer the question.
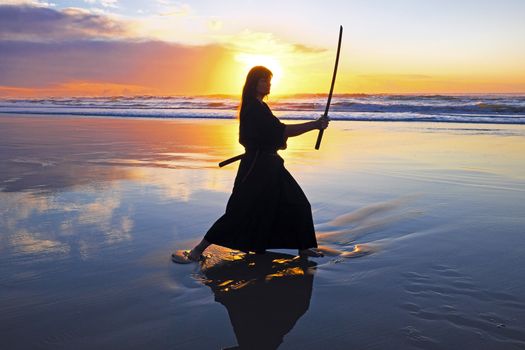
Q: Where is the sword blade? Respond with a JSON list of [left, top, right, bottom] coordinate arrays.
[[315, 25, 343, 150]]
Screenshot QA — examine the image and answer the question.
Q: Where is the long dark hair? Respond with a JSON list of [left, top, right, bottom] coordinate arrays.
[[239, 66, 273, 119]]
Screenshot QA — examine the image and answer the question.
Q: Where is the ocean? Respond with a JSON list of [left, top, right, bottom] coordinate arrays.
[[1, 94, 525, 124]]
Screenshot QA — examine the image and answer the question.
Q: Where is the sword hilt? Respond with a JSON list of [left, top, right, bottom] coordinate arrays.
[[315, 129, 324, 150]]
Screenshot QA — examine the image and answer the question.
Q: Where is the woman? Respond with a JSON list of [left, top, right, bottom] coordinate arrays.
[[174, 66, 329, 263]]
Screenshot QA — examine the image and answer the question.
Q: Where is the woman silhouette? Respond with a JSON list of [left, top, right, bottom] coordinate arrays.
[[173, 66, 329, 263]]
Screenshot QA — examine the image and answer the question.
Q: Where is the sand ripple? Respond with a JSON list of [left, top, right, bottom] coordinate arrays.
[[401, 264, 525, 348]]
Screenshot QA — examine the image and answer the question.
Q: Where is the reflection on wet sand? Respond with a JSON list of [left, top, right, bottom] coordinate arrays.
[[197, 248, 316, 350], [2, 116, 525, 348], [0, 116, 237, 194], [0, 189, 135, 261], [0, 115, 349, 196]]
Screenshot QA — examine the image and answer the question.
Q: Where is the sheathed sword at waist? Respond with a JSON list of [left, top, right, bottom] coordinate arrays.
[[219, 153, 244, 167]]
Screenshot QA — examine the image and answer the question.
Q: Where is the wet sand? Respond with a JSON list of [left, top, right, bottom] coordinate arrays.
[[1, 115, 525, 349]]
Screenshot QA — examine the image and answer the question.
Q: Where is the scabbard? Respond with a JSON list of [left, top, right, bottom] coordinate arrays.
[[218, 153, 245, 167]]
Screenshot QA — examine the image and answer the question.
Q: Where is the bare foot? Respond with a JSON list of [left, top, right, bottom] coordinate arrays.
[[298, 248, 324, 258], [171, 249, 204, 264], [186, 249, 203, 261]]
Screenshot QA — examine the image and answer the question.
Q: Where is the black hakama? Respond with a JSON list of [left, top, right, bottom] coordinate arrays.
[[204, 99, 318, 253]]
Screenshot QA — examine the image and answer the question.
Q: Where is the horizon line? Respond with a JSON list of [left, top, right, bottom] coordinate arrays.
[[2, 92, 525, 99]]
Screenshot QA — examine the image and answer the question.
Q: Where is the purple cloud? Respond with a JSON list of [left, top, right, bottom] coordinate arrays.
[[0, 4, 234, 95], [0, 39, 231, 93], [0, 5, 129, 41]]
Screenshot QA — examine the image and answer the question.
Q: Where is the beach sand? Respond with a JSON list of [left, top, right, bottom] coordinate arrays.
[[1, 115, 525, 349]]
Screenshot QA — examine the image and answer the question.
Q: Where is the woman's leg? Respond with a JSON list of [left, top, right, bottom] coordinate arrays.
[[187, 238, 211, 261], [298, 248, 324, 257]]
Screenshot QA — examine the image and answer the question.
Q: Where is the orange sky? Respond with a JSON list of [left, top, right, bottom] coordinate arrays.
[[1, 1, 524, 97]]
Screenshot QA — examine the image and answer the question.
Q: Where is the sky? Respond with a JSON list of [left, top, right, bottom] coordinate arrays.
[[1, 0, 524, 97]]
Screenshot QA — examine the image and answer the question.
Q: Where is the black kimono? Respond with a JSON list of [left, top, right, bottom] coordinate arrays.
[[204, 98, 318, 253]]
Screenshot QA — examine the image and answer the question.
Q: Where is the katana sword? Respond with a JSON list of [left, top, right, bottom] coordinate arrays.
[[315, 25, 343, 150]]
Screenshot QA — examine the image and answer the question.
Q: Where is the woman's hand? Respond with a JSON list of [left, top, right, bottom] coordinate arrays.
[[285, 117, 330, 138], [315, 116, 330, 130]]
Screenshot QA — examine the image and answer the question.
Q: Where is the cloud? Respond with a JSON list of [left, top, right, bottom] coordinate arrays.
[[292, 43, 326, 54], [208, 18, 223, 31], [0, 81, 154, 97], [0, 39, 233, 95], [155, 0, 191, 17], [0, 4, 235, 96], [216, 30, 326, 57], [83, 0, 119, 9], [0, 4, 129, 41], [10, 229, 70, 255], [0, 4, 332, 96], [0, 0, 54, 6], [358, 74, 433, 80]]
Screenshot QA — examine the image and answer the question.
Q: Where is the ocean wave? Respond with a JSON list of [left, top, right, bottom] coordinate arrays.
[[273, 102, 525, 115], [385, 94, 461, 101], [475, 103, 525, 113], [1, 109, 524, 125], [1, 94, 524, 125], [272, 102, 322, 111]]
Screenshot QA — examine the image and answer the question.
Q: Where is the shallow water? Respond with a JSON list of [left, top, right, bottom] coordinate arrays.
[[1, 116, 524, 349]]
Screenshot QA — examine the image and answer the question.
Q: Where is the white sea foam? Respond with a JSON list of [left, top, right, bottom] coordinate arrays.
[[1, 94, 524, 124]]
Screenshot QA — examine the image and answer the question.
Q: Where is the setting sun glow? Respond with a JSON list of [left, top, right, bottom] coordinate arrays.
[[235, 53, 283, 91], [0, 1, 524, 97]]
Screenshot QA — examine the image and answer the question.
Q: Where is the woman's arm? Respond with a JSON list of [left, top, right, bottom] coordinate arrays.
[[284, 117, 329, 138]]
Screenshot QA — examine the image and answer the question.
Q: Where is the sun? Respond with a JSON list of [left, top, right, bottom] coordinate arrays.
[[234, 53, 283, 90]]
